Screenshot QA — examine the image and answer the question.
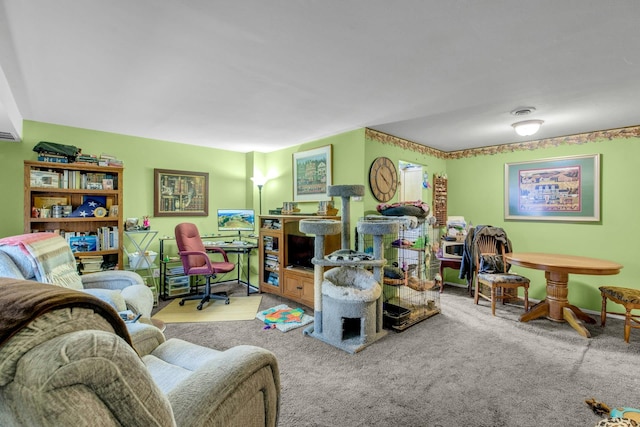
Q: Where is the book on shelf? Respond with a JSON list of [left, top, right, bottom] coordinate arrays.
[[267, 272, 279, 286], [169, 266, 185, 275], [68, 235, 98, 253], [30, 170, 60, 188], [78, 255, 104, 273], [37, 154, 69, 163], [96, 226, 119, 250]]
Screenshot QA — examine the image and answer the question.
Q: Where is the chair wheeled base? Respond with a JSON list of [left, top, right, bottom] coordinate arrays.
[[179, 274, 230, 310]]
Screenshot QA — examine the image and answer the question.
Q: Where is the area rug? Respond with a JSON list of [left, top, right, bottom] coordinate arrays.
[[152, 296, 262, 323], [256, 304, 314, 332]]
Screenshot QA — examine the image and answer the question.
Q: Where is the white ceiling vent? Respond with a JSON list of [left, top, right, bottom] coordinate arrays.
[[0, 130, 20, 141]]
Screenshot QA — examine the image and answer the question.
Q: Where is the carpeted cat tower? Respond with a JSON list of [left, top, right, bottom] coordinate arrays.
[[301, 185, 399, 353]]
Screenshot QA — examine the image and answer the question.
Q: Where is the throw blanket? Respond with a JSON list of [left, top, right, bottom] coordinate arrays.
[[0, 278, 132, 348], [263, 307, 305, 324], [0, 233, 83, 290]]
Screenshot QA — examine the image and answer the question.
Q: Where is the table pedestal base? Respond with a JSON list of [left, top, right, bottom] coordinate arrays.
[[518, 271, 595, 338]]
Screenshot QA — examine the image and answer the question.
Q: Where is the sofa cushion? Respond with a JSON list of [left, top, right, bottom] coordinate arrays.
[[0, 308, 117, 386], [10, 330, 174, 426], [0, 246, 35, 279], [143, 338, 221, 394], [82, 288, 127, 312], [0, 251, 25, 280]]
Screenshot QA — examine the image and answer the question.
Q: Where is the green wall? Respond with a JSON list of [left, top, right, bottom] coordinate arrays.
[[447, 137, 640, 312], [1, 120, 637, 314]]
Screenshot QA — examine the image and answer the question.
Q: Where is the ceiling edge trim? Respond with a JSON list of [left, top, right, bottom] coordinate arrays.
[[365, 128, 448, 159], [366, 125, 640, 160], [447, 125, 640, 159]]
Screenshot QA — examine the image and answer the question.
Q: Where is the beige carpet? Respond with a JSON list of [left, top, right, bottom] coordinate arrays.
[[152, 296, 262, 323]]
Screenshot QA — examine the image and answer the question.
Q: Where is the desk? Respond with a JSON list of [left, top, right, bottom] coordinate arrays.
[[203, 241, 258, 296], [436, 256, 462, 293], [159, 237, 258, 299], [505, 252, 623, 338]]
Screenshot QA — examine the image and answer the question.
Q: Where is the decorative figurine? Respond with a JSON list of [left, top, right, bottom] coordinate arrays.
[[142, 216, 150, 230]]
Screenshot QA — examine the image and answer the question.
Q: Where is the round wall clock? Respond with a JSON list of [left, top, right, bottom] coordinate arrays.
[[369, 156, 398, 202]]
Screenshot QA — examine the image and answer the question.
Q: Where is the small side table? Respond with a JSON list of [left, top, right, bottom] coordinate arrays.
[[124, 229, 159, 294], [436, 256, 462, 293]]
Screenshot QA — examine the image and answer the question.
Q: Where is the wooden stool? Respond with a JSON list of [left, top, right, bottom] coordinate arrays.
[[599, 286, 640, 343]]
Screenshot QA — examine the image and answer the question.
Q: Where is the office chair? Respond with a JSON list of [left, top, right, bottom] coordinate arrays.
[[175, 222, 234, 310]]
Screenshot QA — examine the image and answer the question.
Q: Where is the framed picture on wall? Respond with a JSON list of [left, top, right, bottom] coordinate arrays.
[[504, 154, 600, 222], [154, 169, 209, 217], [293, 145, 332, 202]]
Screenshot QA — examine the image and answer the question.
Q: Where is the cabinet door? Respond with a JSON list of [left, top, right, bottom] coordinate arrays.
[[283, 271, 314, 308]]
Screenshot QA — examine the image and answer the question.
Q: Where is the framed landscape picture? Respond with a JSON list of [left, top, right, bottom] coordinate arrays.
[[293, 145, 332, 202], [504, 154, 600, 222]]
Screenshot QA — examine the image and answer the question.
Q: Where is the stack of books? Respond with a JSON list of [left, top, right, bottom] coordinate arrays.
[[76, 153, 99, 165], [79, 255, 103, 273], [99, 153, 124, 167], [37, 153, 69, 163], [265, 254, 279, 271]]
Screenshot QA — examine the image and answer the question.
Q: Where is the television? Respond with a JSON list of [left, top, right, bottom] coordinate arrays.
[[287, 234, 315, 270], [217, 209, 256, 232]]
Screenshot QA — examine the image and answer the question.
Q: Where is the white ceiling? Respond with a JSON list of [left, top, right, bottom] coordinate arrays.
[[1, 0, 639, 153]]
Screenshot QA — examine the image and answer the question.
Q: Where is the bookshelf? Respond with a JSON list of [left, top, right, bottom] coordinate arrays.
[[258, 215, 340, 308], [24, 160, 124, 270]]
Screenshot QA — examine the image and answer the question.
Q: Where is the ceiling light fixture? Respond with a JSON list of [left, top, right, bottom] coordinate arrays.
[[512, 119, 544, 136]]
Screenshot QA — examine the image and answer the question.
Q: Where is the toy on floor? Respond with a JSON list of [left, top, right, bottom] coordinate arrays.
[[586, 398, 640, 426]]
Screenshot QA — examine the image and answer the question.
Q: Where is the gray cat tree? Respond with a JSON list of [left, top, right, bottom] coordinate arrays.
[[300, 185, 399, 353]]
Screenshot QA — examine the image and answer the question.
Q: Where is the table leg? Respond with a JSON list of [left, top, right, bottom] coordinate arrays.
[[565, 304, 596, 324], [519, 270, 595, 337], [436, 258, 463, 294], [563, 307, 591, 338], [520, 300, 549, 322]]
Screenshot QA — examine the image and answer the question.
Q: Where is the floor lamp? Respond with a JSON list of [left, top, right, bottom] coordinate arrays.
[[251, 176, 268, 214]]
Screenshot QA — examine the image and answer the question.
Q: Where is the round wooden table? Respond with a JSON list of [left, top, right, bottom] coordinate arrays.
[[505, 252, 623, 338]]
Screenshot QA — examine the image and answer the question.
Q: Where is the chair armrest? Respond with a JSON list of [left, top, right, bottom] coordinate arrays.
[[120, 285, 154, 318], [127, 320, 166, 356], [168, 345, 280, 427], [206, 247, 230, 262], [81, 271, 153, 317], [179, 250, 214, 268], [81, 270, 145, 291]]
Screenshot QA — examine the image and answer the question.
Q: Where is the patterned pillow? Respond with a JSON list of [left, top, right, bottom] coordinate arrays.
[[479, 254, 510, 273]]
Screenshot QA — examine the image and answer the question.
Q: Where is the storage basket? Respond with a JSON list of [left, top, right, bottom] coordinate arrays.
[[127, 251, 157, 269]]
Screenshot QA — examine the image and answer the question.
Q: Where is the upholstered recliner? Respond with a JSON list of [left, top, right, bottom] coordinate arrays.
[[0, 233, 153, 318], [0, 278, 280, 427]]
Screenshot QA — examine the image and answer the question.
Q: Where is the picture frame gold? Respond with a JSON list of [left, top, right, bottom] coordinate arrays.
[[33, 196, 69, 209], [292, 145, 332, 202], [153, 168, 209, 217]]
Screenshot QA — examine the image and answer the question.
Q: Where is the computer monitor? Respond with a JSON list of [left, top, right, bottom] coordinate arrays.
[[217, 209, 255, 233]]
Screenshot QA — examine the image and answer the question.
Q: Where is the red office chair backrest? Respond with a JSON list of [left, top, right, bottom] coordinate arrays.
[[175, 222, 210, 272], [174, 223, 234, 275]]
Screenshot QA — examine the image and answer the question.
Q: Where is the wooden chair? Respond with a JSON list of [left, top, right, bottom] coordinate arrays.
[[599, 286, 640, 343], [473, 234, 530, 316]]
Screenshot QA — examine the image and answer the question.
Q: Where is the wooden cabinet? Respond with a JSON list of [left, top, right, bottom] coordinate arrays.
[[282, 269, 315, 308], [258, 215, 340, 308], [24, 160, 124, 269]]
